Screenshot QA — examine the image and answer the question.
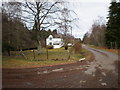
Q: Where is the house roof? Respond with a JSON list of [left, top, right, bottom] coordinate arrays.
[[48, 35, 53, 38], [48, 34, 62, 38]]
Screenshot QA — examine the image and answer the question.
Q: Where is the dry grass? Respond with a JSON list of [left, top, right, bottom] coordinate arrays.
[[90, 45, 118, 54], [2, 47, 90, 68]]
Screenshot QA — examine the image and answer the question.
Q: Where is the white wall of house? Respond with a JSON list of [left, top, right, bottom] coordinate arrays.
[[46, 35, 63, 48]]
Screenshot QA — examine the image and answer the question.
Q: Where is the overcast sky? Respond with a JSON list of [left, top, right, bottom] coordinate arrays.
[[1, 0, 112, 39], [65, 0, 111, 39]]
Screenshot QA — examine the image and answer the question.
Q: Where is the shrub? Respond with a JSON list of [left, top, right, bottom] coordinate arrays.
[[64, 43, 68, 50], [47, 45, 53, 49], [73, 42, 82, 54]]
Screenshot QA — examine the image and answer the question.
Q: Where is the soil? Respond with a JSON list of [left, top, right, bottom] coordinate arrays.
[[2, 45, 119, 88]]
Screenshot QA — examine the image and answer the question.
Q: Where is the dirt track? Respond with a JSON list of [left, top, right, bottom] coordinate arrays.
[[2, 45, 119, 88]]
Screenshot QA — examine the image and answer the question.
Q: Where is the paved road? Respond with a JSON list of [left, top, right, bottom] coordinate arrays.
[[2, 45, 119, 88]]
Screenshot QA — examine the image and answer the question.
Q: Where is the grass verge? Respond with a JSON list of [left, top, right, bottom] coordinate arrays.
[[89, 45, 118, 54]]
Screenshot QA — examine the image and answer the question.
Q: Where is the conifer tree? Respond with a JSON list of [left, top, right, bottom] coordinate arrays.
[[105, 1, 120, 49]]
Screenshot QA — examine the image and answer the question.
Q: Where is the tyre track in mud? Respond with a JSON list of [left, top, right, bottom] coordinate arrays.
[[2, 45, 119, 88]]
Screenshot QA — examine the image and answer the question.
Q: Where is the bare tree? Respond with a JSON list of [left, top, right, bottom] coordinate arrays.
[[59, 8, 76, 35], [22, 1, 62, 54], [2, 2, 23, 56], [91, 17, 106, 46], [60, 8, 70, 36], [55, 7, 78, 44], [83, 17, 106, 47], [2, 2, 22, 20]]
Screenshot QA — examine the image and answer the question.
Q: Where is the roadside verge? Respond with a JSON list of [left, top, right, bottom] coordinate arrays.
[[2, 48, 94, 69]]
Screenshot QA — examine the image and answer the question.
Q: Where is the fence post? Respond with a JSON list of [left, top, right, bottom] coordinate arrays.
[[33, 50, 35, 60], [46, 48, 48, 59]]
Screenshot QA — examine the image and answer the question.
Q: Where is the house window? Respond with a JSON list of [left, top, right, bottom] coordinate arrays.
[[49, 37, 52, 40], [49, 42, 52, 45], [53, 43, 59, 45]]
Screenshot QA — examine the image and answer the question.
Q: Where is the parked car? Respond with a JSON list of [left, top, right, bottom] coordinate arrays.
[[67, 43, 73, 47]]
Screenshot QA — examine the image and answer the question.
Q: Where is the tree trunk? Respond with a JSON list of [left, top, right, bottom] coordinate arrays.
[[67, 50, 70, 60], [7, 49, 11, 56], [110, 42, 112, 49], [37, 40, 42, 55], [115, 42, 117, 49]]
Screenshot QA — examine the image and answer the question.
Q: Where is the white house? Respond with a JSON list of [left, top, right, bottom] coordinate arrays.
[[46, 35, 63, 48]]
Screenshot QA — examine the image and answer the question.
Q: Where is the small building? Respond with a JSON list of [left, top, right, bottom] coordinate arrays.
[[46, 35, 63, 48]]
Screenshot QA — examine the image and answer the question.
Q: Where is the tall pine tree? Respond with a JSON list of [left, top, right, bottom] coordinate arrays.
[[105, 1, 120, 49]]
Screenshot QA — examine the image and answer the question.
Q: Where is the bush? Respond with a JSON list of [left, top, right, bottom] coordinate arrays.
[[73, 42, 82, 54], [47, 45, 53, 49], [64, 43, 68, 50]]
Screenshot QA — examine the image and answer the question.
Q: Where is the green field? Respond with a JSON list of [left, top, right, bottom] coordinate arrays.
[[2, 47, 89, 68]]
